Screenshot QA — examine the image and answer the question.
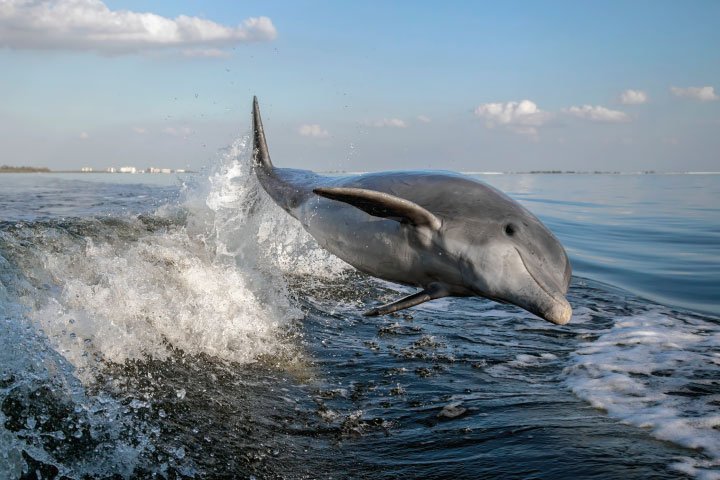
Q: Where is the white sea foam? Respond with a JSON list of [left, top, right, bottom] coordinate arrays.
[[17, 142, 282, 371], [30, 228, 293, 369], [10, 136, 353, 376], [1, 136, 351, 476], [564, 306, 720, 478]]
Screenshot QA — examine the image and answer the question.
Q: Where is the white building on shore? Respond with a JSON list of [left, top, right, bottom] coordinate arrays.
[[103, 166, 187, 173]]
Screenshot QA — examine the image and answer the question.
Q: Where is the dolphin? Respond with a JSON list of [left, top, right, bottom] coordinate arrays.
[[251, 97, 572, 325]]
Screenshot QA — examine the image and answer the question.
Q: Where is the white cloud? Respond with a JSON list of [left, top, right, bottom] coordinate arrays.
[[132, 126, 148, 135], [416, 115, 431, 123], [78, 131, 89, 140], [670, 86, 719, 101], [474, 100, 551, 136], [298, 124, 329, 138], [367, 118, 408, 128], [619, 89, 648, 105], [0, 0, 277, 54], [474, 99, 634, 137], [563, 105, 630, 123]]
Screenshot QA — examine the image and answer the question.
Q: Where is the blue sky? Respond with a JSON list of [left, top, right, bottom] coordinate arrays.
[[1, 0, 718, 172]]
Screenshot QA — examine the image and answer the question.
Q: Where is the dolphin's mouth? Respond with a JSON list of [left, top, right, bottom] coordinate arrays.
[[514, 247, 572, 325]]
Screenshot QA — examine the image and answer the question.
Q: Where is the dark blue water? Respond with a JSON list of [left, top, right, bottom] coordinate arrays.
[[1, 154, 718, 479]]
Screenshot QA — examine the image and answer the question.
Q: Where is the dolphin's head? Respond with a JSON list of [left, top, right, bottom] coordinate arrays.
[[442, 185, 572, 325]]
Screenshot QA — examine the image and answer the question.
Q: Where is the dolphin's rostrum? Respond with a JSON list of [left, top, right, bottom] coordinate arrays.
[[251, 97, 573, 325]]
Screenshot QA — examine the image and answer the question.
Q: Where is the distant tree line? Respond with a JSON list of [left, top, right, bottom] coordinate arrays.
[[0, 165, 51, 173]]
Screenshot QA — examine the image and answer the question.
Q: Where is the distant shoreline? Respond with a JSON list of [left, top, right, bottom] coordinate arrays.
[[317, 170, 720, 175], [0, 169, 195, 174], [1, 168, 718, 175]]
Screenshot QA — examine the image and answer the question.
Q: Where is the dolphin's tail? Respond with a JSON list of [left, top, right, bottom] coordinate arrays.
[[252, 96, 274, 171], [251, 97, 310, 214]]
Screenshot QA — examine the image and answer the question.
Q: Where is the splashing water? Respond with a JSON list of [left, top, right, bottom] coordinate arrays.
[[0, 137, 349, 477], [10, 138, 324, 372]]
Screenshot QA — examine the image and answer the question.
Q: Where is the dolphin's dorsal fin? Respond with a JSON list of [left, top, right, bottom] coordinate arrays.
[[252, 96, 273, 170], [313, 187, 441, 230]]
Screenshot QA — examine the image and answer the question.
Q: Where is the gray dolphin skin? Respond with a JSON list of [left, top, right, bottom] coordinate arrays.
[[251, 97, 573, 325]]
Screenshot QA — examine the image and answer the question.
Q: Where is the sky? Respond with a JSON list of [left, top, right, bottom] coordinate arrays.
[[1, 0, 719, 173]]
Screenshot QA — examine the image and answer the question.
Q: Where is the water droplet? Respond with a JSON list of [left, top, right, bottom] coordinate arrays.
[[25, 416, 37, 429], [158, 409, 167, 418], [175, 446, 185, 459]]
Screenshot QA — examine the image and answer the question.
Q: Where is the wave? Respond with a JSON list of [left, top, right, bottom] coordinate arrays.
[[0, 136, 350, 477], [564, 304, 720, 478]]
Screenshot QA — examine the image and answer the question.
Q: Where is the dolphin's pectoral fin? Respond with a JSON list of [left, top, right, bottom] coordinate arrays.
[[363, 283, 449, 316], [362, 291, 431, 316], [313, 187, 441, 230]]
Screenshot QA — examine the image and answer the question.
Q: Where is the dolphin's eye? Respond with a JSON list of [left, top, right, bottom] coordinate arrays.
[[504, 224, 516, 236]]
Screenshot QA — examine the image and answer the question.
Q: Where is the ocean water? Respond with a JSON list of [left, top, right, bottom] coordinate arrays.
[[1, 141, 719, 479]]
